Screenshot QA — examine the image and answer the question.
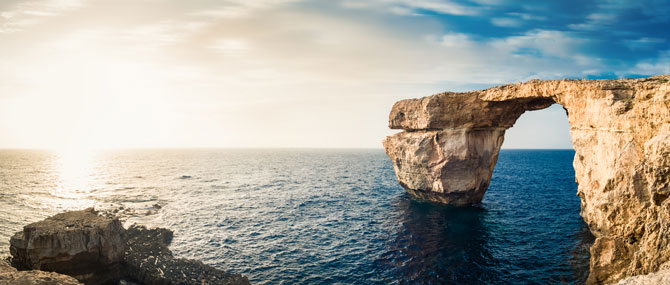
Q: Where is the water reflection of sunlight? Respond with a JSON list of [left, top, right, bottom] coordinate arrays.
[[50, 148, 98, 210]]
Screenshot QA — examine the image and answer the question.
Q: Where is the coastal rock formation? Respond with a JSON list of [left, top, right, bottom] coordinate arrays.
[[1, 260, 81, 284], [8, 208, 249, 285], [124, 225, 250, 285], [9, 208, 126, 283], [383, 75, 670, 283]]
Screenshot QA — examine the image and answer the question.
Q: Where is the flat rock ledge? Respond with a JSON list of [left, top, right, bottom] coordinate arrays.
[[7, 208, 250, 285], [1, 260, 81, 285]]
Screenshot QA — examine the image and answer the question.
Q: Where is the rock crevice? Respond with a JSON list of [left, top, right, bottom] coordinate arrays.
[[382, 75, 670, 284]]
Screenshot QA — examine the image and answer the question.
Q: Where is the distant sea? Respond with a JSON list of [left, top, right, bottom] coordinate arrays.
[[0, 149, 593, 284]]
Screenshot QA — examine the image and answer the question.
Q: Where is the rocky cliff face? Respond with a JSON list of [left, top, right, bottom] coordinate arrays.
[[383, 75, 670, 284]]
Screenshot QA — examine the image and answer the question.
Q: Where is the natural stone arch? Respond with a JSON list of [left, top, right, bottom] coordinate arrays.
[[382, 76, 670, 284]]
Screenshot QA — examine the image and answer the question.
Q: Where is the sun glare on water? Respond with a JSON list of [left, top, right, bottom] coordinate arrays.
[[49, 146, 99, 210]]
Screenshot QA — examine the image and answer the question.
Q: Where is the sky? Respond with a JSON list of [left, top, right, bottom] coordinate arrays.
[[0, 0, 668, 149]]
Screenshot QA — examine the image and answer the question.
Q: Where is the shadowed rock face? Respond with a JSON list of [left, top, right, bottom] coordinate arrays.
[[382, 75, 670, 284], [9, 208, 126, 284]]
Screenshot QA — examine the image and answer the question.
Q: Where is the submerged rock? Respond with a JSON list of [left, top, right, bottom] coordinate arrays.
[[0, 259, 81, 284], [382, 75, 670, 283], [8, 209, 250, 285], [9, 208, 126, 284]]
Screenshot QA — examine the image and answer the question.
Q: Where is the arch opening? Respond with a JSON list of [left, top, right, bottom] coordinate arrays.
[[484, 105, 594, 282], [501, 103, 573, 150]]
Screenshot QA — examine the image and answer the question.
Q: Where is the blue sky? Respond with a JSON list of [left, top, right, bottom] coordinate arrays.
[[0, 0, 667, 149]]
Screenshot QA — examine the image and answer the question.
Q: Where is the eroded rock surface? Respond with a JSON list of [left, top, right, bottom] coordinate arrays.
[[9, 208, 125, 284], [383, 128, 505, 204], [617, 263, 670, 284], [1, 259, 81, 285], [383, 75, 670, 283], [123, 225, 250, 285]]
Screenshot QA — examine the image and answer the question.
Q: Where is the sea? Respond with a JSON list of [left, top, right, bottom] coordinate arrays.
[[0, 149, 593, 284]]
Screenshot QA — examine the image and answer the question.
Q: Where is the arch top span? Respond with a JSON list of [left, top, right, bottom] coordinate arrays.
[[388, 91, 556, 131], [382, 75, 670, 284]]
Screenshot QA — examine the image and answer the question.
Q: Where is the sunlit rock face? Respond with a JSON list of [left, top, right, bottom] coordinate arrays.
[[382, 128, 506, 205], [382, 75, 670, 284], [617, 263, 670, 284]]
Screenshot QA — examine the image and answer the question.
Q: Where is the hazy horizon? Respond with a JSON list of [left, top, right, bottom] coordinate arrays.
[[1, 0, 667, 150]]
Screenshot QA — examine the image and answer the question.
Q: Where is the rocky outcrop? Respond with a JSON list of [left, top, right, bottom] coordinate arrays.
[[1, 259, 81, 284], [9, 208, 126, 284], [383, 75, 670, 283], [124, 226, 250, 285], [8, 209, 249, 285]]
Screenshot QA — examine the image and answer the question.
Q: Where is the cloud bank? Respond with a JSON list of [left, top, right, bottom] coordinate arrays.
[[0, 0, 667, 149]]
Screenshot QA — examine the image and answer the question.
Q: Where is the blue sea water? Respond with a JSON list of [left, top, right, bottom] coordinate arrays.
[[0, 149, 593, 284]]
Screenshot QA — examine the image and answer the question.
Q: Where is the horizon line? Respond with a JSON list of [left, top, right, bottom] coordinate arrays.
[[0, 147, 575, 151]]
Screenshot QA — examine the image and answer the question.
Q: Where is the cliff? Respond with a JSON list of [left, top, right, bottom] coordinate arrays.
[[382, 75, 670, 284]]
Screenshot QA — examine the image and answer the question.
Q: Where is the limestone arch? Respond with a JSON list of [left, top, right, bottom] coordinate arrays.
[[382, 76, 670, 284]]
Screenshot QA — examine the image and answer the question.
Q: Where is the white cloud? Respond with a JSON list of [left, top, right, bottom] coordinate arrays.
[[191, 0, 302, 19], [569, 0, 669, 32], [469, 0, 504, 5], [0, 0, 85, 33], [388, 6, 421, 16], [596, 0, 669, 21], [491, 17, 522, 27], [507, 12, 546, 21], [624, 37, 666, 50], [490, 30, 586, 58], [625, 50, 670, 75], [191, 7, 251, 19], [440, 32, 472, 47], [586, 12, 616, 22], [420, 29, 602, 84], [340, 1, 371, 9], [207, 39, 249, 56], [397, 0, 478, 15], [340, 0, 479, 16], [0, 0, 652, 149], [490, 11, 548, 28], [569, 12, 617, 31]]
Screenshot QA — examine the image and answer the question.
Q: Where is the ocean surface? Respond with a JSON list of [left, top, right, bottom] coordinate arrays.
[[0, 149, 593, 284]]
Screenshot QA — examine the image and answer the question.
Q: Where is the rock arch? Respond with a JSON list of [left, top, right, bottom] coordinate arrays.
[[382, 75, 670, 284]]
